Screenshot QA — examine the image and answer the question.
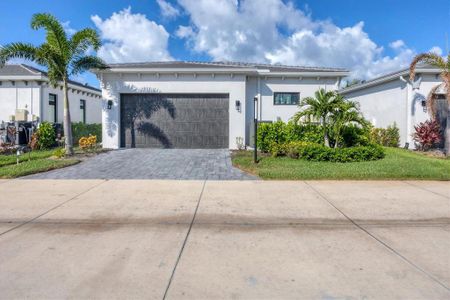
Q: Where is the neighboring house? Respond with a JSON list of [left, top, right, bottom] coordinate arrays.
[[0, 64, 102, 125], [94, 61, 348, 149], [340, 65, 447, 148]]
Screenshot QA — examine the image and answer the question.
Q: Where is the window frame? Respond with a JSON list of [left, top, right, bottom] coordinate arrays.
[[273, 92, 300, 106], [48, 93, 57, 123], [80, 99, 86, 124]]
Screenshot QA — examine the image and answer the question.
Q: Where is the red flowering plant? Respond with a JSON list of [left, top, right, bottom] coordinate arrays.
[[413, 120, 441, 151]]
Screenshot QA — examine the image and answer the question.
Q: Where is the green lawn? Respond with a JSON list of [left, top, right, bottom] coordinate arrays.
[[0, 158, 79, 178], [232, 147, 450, 180], [0, 149, 55, 167]]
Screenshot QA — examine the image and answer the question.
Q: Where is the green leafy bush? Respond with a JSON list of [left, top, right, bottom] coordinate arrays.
[[258, 121, 323, 152], [36, 122, 56, 149], [280, 141, 385, 162], [72, 123, 102, 145], [52, 147, 66, 158], [370, 123, 400, 147]]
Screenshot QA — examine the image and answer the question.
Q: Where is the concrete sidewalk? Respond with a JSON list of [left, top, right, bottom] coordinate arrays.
[[0, 180, 449, 299]]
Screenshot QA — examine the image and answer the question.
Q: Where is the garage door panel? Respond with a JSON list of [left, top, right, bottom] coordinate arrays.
[[120, 94, 229, 149]]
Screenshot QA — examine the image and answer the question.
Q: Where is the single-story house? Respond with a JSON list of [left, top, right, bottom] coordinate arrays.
[[94, 61, 348, 149], [340, 65, 448, 148], [0, 64, 102, 125]]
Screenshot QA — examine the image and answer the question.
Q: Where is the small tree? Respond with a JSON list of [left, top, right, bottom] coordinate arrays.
[[292, 89, 343, 147], [0, 13, 108, 155], [330, 99, 368, 148]]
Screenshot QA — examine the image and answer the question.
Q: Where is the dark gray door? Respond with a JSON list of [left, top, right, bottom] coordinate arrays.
[[120, 94, 229, 148]]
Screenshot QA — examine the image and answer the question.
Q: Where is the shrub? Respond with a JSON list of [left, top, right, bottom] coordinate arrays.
[[36, 122, 56, 149], [79, 135, 98, 152], [370, 123, 400, 147], [413, 120, 441, 150], [340, 125, 371, 147], [72, 123, 102, 145], [53, 147, 66, 158], [280, 141, 385, 162], [258, 121, 323, 152]]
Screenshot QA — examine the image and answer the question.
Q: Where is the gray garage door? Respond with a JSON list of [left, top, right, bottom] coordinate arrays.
[[120, 94, 229, 148]]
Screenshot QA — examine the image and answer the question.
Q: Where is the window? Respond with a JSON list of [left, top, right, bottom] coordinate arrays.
[[274, 92, 300, 105], [48, 94, 57, 123], [80, 99, 86, 123]]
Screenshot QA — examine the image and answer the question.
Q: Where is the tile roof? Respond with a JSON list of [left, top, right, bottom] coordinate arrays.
[[106, 61, 348, 73], [0, 64, 101, 93]]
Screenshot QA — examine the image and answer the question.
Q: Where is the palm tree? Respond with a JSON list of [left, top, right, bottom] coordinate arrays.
[[0, 13, 108, 155], [292, 89, 343, 147], [410, 52, 450, 155], [330, 99, 368, 148]]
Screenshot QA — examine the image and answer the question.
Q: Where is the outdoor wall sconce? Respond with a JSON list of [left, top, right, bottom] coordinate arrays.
[[421, 100, 427, 112], [235, 100, 241, 112], [107, 100, 113, 110]]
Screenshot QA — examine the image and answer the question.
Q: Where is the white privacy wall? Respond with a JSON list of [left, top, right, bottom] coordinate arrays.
[[0, 81, 40, 123], [101, 73, 247, 149], [41, 85, 102, 124]]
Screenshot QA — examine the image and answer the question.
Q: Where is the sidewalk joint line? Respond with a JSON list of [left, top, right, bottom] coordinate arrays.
[[0, 180, 108, 238], [162, 178, 207, 300], [403, 181, 449, 200], [304, 181, 450, 292]]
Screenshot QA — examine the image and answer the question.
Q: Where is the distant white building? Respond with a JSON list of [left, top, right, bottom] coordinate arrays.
[[0, 64, 102, 125], [340, 65, 447, 148]]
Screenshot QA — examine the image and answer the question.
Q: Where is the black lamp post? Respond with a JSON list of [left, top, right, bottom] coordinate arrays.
[[254, 96, 258, 164]]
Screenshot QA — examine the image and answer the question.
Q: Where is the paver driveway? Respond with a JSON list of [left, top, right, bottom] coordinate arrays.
[[0, 180, 449, 299], [27, 148, 256, 180]]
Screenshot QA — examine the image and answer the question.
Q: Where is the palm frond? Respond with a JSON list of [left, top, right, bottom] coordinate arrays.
[[31, 13, 69, 58], [71, 55, 108, 75], [70, 28, 102, 54], [410, 52, 446, 81], [0, 43, 40, 66]]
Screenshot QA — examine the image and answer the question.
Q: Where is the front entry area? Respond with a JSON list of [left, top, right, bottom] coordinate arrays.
[[120, 94, 229, 149]]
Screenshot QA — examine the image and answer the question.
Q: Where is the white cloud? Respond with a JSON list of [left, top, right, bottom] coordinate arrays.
[[176, 0, 417, 79], [91, 7, 172, 63], [157, 0, 181, 18], [389, 40, 405, 50], [61, 21, 76, 36], [429, 46, 443, 56]]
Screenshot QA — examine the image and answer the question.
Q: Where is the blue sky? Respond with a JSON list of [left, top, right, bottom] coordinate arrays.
[[1, 0, 449, 87]]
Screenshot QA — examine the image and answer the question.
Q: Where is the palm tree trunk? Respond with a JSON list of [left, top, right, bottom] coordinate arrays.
[[322, 117, 330, 147], [63, 78, 74, 155]]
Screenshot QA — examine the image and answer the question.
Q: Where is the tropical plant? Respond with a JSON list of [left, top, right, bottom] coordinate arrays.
[[0, 13, 108, 155], [292, 89, 343, 147], [413, 120, 442, 151], [330, 98, 368, 148], [410, 51, 450, 155], [37, 121, 56, 149], [369, 123, 400, 147]]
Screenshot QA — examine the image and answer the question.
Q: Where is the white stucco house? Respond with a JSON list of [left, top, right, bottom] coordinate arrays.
[[94, 61, 348, 149], [340, 65, 447, 148], [0, 64, 102, 125]]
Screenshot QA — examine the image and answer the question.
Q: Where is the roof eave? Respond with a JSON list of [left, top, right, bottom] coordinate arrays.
[[339, 68, 442, 94]]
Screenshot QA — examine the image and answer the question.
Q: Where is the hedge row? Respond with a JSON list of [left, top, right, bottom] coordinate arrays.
[[72, 122, 102, 145], [272, 141, 385, 163]]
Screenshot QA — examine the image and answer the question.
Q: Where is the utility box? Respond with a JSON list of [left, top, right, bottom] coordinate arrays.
[[15, 109, 29, 122]]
